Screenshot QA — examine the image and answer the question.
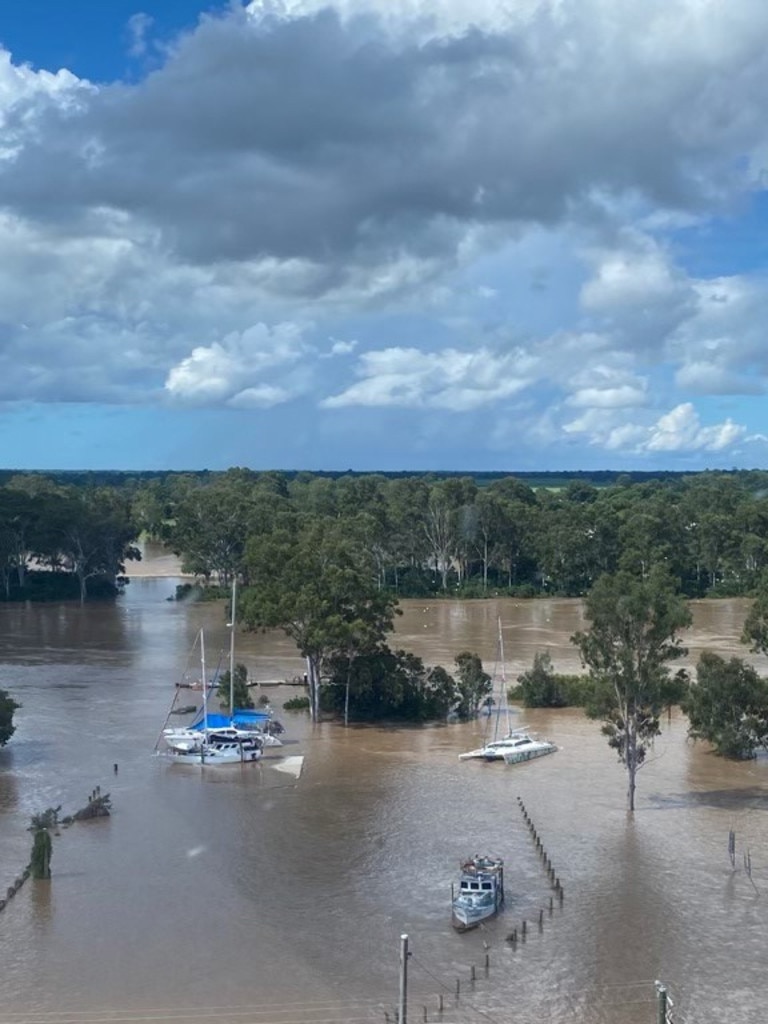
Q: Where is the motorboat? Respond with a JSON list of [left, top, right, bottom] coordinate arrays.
[[451, 855, 505, 931]]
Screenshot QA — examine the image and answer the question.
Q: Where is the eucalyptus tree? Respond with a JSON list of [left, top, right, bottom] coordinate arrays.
[[421, 477, 478, 590], [572, 569, 691, 812], [616, 484, 687, 583], [51, 488, 140, 601], [453, 651, 492, 719], [683, 652, 768, 759], [383, 477, 430, 591], [240, 515, 399, 722], [167, 471, 268, 584]]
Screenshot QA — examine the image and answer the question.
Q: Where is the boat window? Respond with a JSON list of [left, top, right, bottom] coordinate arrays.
[[470, 882, 479, 890], [481, 882, 492, 890]]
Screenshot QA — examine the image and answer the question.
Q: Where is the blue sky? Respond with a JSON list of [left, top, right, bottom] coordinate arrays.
[[1, 0, 768, 472]]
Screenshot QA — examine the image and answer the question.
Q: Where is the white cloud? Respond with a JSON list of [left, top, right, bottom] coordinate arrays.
[[164, 323, 307, 407], [322, 346, 536, 410], [126, 13, 154, 58], [645, 403, 745, 452]]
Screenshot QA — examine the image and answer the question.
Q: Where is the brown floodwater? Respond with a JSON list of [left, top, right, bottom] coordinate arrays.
[[0, 565, 766, 1024]]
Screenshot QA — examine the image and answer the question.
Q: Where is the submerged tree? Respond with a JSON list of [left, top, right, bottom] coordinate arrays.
[[683, 652, 768, 759], [0, 688, 20, 746], [217, 663, 254, 712], [572, 570, 691, 812], [241, 517, 399, 722], [453, 652, 492, 719], [28, 807, 59, 879]]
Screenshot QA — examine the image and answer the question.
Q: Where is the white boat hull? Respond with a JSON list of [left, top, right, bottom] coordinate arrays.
[[170, 743, 263, 765], [502, 741, 557, 765]]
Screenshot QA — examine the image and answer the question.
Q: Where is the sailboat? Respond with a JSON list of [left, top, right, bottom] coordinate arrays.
[[163, 626, 264, 764], [458, 618, 528, 761], [162, 581, 283, 755]]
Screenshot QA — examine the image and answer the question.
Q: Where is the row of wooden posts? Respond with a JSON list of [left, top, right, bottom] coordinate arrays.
[[508, 795, 564, 945], [388, 796, 568, 1022], [0, 867, 31, 914]]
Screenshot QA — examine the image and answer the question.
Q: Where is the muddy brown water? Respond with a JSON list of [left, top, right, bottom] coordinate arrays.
[[0, 562, 766, 1023]]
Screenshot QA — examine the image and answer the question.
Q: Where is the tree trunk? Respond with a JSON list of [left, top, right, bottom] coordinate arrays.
[[626, 723, 637, 813], [307, 655, 321, 723]]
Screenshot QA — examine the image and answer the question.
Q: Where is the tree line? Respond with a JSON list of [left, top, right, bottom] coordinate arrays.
[[0, 474, 139, 602], [134, 467, 768, 598]]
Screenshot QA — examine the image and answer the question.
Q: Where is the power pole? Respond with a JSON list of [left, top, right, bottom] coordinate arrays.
[[398, 934, 409, 1024], [655, 981, 668, 1024]]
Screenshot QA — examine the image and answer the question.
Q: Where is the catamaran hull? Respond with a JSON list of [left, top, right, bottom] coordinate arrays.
[[502, 744, 557, 765]]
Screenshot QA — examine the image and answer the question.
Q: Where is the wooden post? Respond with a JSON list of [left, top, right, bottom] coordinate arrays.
[[438, 994, 443, 1014], [399, 934, 409, 1024]]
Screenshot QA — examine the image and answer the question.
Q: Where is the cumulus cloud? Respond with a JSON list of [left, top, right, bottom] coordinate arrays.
[[0, 0, 767, 463], [564, 401, 745, 454], [164, 322, 307, 407], [645, 403, 744, 452], [322, 346, 536, 410]]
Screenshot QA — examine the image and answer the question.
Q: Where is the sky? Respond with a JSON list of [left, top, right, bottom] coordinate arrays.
[[2, 1, 768, 472]]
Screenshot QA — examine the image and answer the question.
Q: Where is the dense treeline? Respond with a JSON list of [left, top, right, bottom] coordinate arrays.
[[0, 474, 139, 601], [132, 467, 768, 599]]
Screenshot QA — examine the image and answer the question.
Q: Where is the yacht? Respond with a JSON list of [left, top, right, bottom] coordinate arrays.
[[459, 728, 535, 761], [501, 732, 557, 764]]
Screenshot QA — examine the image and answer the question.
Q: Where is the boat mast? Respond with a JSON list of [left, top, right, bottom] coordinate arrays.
[[229, 578, 237, 719], [495, 616, 510, 741], [200, 627, 208, 763]]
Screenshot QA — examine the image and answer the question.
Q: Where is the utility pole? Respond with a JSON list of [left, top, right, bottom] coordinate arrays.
[[655, 981, 668, 1024], [398, 934, 409, 1024]]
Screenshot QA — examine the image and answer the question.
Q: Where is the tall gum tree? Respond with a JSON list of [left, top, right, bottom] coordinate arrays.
[[240, 516, 398, 722], [572, 569, 691, 812]]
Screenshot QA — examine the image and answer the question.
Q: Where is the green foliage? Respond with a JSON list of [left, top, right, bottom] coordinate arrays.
[[30, 828, 53, 879], [510, 655, 592, 707], [29, 806, 61, 831], [682, 652, 768, 759], [572, 569, 692, 811], [282, 695, 310, 711], [241, 515, 400, 721], [516, 652, 570, 707], [324, 645, 456, 721], [742, 578, 768, 656], [217, 663, 254, 711], [453, 651, 492, 719], [0, 689, 20, 746]]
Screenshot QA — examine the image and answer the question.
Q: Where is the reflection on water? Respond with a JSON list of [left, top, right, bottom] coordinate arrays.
[[0, 585, 766, 1022]]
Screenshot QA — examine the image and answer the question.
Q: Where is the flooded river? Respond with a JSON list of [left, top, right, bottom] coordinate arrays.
[[0, 567, 766, 1024]]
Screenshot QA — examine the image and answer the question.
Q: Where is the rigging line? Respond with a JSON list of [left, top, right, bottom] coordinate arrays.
[[5, 1000, 397, 1024], [407, 954, 506, 1024], [5, 1013, 393, 1024], [412, 952, 663, 1002], [155, 625, 204, 748]]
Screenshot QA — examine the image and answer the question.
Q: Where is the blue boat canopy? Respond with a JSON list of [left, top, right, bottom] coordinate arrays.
[[189, 708, 271, 730]]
